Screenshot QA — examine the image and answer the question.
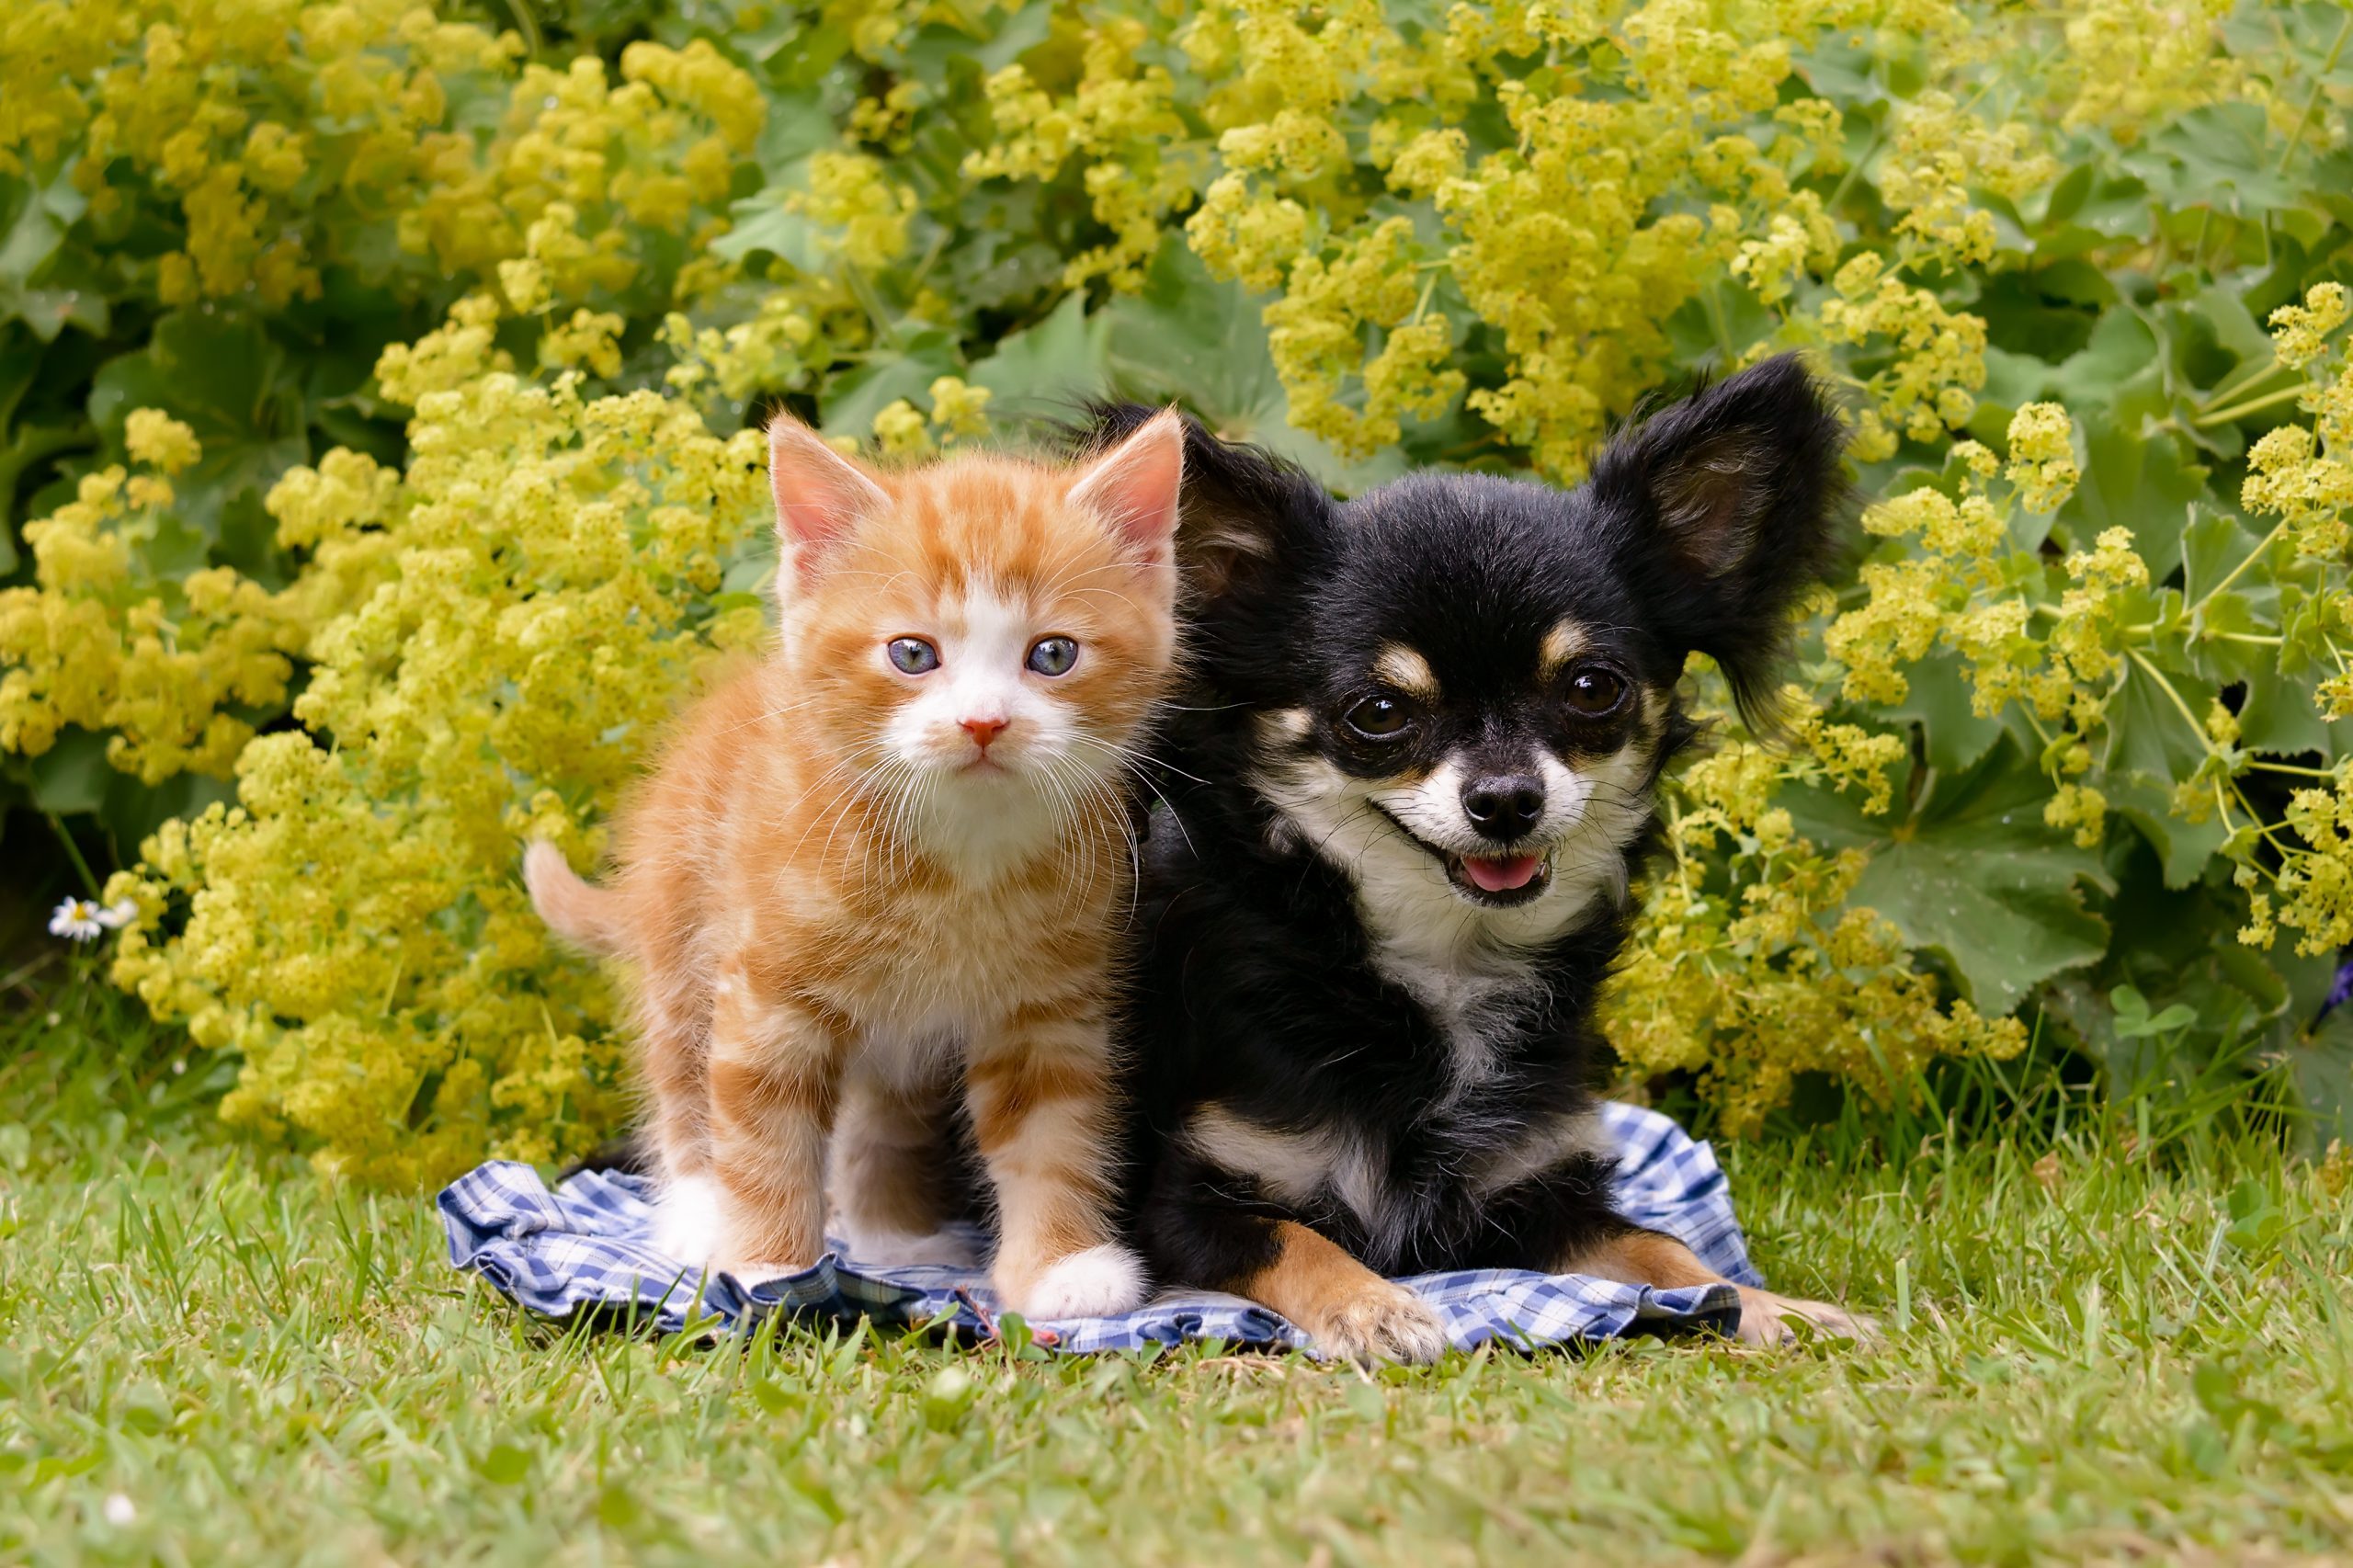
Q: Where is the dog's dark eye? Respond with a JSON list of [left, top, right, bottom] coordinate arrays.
[[1563, 667, 1627, 718], [1344, 694, 1415, 740]]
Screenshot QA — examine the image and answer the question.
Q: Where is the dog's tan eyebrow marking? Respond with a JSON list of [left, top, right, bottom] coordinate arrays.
[[1371, 644, 1438, 698], [1259, 706, 1313, 744], [1540, 619, 1590, 677]]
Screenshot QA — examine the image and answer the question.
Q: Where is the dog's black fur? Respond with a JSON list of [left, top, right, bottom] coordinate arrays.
[[1092, 356, 1850, 1352]]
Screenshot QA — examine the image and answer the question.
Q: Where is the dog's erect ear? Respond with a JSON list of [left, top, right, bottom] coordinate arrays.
[[1080, 403, 1331, 602], [1589, 353, 1851, 729]]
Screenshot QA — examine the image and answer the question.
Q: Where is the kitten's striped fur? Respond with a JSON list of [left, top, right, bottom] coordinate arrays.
[[525, 411, 1184, 1317]]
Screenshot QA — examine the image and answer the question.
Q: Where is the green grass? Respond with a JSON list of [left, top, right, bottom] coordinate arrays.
[[4, 973, 2352, 1566]]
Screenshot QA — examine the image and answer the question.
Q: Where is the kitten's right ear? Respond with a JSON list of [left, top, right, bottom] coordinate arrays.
[[768, 414, 891, 585], [1081, 403, 1330, 601]]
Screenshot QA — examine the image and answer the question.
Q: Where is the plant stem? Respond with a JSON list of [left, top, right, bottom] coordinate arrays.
[[2192, 384, 2309, 429], [499, 0, 542, 58], [0, 422, 98, 537], [2190, 518, 2287, 611], [2200, 355, 2289, 410], [2129, 649, 2219, 755], [44, 812, 101, 899], [2276, 10, 2353, 175]]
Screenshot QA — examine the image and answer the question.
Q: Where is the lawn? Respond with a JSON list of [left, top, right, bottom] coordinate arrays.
[[3, 973, 2350, 1567]]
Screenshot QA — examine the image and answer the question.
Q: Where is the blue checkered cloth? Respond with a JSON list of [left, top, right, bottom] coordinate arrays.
[[439, 1100, 1760, 1353]]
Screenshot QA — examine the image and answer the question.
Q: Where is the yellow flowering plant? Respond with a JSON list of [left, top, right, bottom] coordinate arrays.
[[6, 0, 2353, 1177]]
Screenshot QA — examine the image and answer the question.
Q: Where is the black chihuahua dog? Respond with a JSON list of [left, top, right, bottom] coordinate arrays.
[[1095, 355, 1871, 1362]]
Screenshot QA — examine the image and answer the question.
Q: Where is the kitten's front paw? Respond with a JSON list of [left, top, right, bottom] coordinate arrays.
[[844, 1226, 983, 1270], [651, 1173, 724, 1264], [1733, 1286, 1880, 1347], [1009, 1244, 1150, 1319], [654, 1174, 821, 1282], [1306, 1280, 1449, 1366]]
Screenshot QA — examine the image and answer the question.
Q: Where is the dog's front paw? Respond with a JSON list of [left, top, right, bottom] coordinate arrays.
[[1733, 1286, 1879, 1347], [1306, 1280, 1449, 1366], [1009, 1243, 1150, 1320]]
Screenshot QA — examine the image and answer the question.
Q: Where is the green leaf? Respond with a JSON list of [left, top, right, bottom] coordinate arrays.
[[904, 1, 1051, 75], [1103, 239, 1405, 494], [2059, 413, 2207, 585], [965, 291, 1111, 413], [2106, 775, 2229, 889], [2038, 309, 2164, 418], [2180, 282, 2274, 376], [1787, 736, 2112, 1015], [1871, 651, 2005, 775], [755, 90, 836, 182], [87, 311, 308, 541], [2104, 655, 2209, 785], [0, 172, 107, 343], [2235, 664, 2351, 761], [710, 193, 825, 270], [2180, 505, 2269, 607], [2295, 1007, 2353, 1153], [28, 729, 112, 816], [2132, 102, 2303, 215], [818, 329, 961, 439]]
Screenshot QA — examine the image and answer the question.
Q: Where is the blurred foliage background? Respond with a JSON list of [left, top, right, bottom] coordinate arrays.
[[3, 0, 2352, 1182]]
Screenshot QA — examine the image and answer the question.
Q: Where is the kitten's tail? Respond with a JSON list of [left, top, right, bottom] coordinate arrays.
[[523, 840, 622, 957]]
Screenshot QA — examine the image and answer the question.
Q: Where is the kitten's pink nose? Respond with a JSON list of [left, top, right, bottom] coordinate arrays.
[[960, 716, 1008, 750]]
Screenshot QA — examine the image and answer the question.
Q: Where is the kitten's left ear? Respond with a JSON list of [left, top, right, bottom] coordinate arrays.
[[1592, 353, 1851, 729], [1068, 407, 1185, 571], [768, 413, 892, 589]]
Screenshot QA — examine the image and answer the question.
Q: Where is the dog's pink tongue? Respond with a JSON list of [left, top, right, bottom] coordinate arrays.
[[1462, 855, 1542, 892]]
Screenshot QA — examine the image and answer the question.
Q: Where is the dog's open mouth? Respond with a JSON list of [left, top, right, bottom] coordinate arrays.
[[1444, 851, 1552, 907]]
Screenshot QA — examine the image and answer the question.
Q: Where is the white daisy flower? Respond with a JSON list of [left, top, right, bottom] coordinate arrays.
[[49, 899, 105, 942], [97, 898, 138, 928]]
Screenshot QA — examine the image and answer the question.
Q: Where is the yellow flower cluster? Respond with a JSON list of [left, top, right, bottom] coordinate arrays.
[[1818, 254, 1991, 463], [0, 1, 760, 316], [28, 0, 2346, 1165], [2243, 286, 2353, 562], [964, 20, 1197, 290], [660, 294, 826, 408], [1826, 404, 2111, 736], [1262, 218, 1465, 457], [1607, 682, 2025, 1132], [2052, 0, 2241, 142], [106, 292, 771, 1183], [2222, 287, 2353, 959], [791, 152, 918, 272], [0, 418, 356, 784], [864, 377, 995, 461], [1875, 92, 2057, 270], [1131, 0, 2034, 480]]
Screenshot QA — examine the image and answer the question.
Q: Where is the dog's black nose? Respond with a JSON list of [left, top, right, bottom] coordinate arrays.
[[1462, 775, 1544, 841]]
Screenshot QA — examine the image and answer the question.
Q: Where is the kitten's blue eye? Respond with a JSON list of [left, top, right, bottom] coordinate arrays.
[[1026, 637, 1079, 677], [887, 638, 939, 675]]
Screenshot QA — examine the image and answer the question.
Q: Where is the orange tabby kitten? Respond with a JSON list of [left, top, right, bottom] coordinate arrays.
[[524, 410, 1184, 1318]]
